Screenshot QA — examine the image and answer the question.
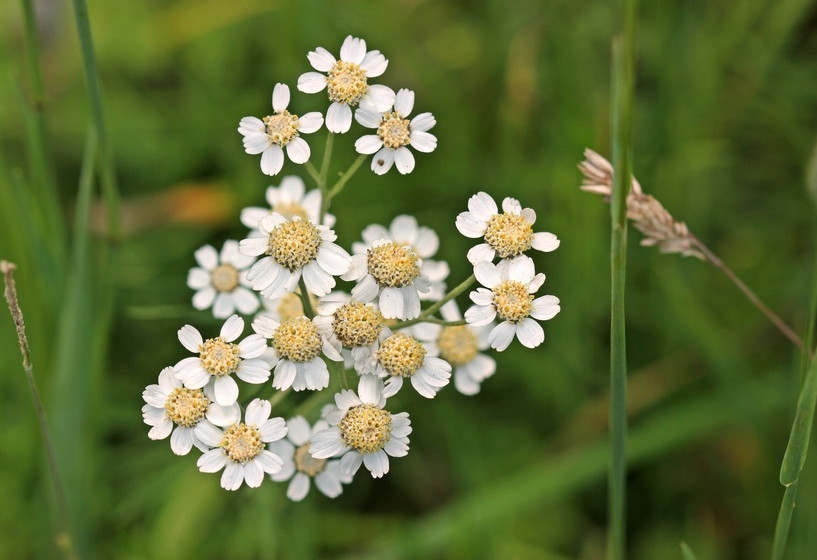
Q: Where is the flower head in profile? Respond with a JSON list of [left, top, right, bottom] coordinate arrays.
[[240, 175, 335, 237], [297, 35, 395, 133], [187, 241, 259, 319], [195, 399, 288, 490], [239, 213, 351, 301], [456, 191, 560, 264], [355, 88, 437, 175], [464, 256, 560, 351], [238, 83, 324, 176], [310, 375, 411, 479], [371, 329, 451, 399], [173, 315, 271, 406], [252, 314, 342, 391], [141, 367, 240, 455], [268, 416, 352, 501]]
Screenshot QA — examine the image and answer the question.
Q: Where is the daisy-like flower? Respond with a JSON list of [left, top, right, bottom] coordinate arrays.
[[141, 367, 241, 455], [464, 256, 560, 351], [238, 83, 324, 176], [239, 213, 351, 301], [297, 35, 395, 133], [354, 215, 449, 301], [310, 375, 411, 479], [269, 416, 352, 501], [252, 314, 342, 391], [370, 328, 451, 399], [342, 227, 431, 320], [195, 399, 287, 491], [354, 88, 437, 175], [455, 191, 560, 264], [173, 315, 271, 407], [314, 292, 385, 372], [187, 240, 260, 319], [240, 175, 335, 237]]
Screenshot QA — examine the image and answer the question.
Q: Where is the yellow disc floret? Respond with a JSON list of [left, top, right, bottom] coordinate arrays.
[[221, 423, 264, 464], [273, 202, 309, 221], [339, 404, 392, 453], [199, 337, 241, 377], [294, 444, 327, 476], [164, 387, 210, 428], [367, 242, 420, 288], [377, 111, 411, 149], [484, 213, 534, 258], [267, 218, 322, 270], [263, 111, 300, 146], [271, 316, 323, 363], [377, 332, 426, 377], [437, 326, 479, 366], [332, 301, 382, 348], [492, 280, 533, 323], [210, 264, 240, 293], [326, 61, 369, 105]]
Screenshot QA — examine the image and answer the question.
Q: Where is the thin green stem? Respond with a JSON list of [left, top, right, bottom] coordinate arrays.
[[318, 133, 334, 221], [327, 154, 367, 202], [305, 161, 321, 187], [297, 278, 316, 318], [420, 273, 476, 320], [395, 318, 467, 329], [771, 483, 798, 560]]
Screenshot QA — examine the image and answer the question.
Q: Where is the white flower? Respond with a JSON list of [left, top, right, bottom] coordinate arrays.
[[297, 35, 395, 133], [310, 375, 411, 479], [239, 213, 351, 301], [187, 241, 260, 319], [354, 215, 449, 301], [268, 416, 352, 501], [195, 399, 288, 491], [342, 225, 432, 320], [173, 315, 271, 407], [464, 256, 560, 351], [354, 88, 437, 175], [252, 314, 342, 391], [369, 328, 451, 399], [455, 191, 560, 264], [238, 83, 324, 176], [141, 367, 241, 455], [313, 292, 385, 372], [240, 175, 335, 237], [411, 301, 496, 395]]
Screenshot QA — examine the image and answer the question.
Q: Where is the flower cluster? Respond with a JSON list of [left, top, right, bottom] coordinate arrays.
[[143, 35, 560, 499]]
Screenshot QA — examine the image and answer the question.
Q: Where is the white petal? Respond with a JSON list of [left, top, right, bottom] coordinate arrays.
[[360, 50, 387, 77], [261, 146, 285, 176], [410, 130, 437, 153], [214, 375, 239, 406], [306, 47, 336, 72], [287, 472, 311, 501], [191, 287, 216, 311], [507, 256, 536, 284], [314, 468, 343, 497], [286, 137, 311, 164], [532, 231, 560, 252], [340, 35, 366, 64], [243, 459, 265, 488], [464, 303, 496, 326], [316, 242, 352, 275], [147, 420, 173, 440], [502, 197, 523, 214], [394, 89, 414, 116], [195, 420, 225, 447], [271, 83, 290, 112], [197, 449, 227, 473], [240, 236, 269, 257], [220, 314, 244, 342], [410, 112, 436, 132], [350, 274, 379, 303], [232, 287, 260, 315], [516, 318, 545, 348], [339, 451, 363, 476], [371, 148, 394, 174], [310, 428, 346, 459], [355, 134, 384, 154], [194, 245, 218, 270], [531, 295, 561, 320], [297, 71, 328, 93], [259, 417, 288, 442], [245, 398, 271, 425], [362, 449, 389, 478], [221, 463, 245, 491], [456, 212, 488, 238], [393, 147, 415, 175], [170, 427, 195, 455], [326, 102, 353, 133], [286, 416, 312, 445], [354, 107, 382, 129], [467, 243, 496, 265], [474, 260, 501, 288], [468, 192, 498, 221], [238, 116, 265, 135], [378, 287, 406, 319], [298, 112, 324, 134], [206, 402, 241, 427], [273, 360, 297, 390], [363, 85, 396, 112], [487, 322, 516, 351]]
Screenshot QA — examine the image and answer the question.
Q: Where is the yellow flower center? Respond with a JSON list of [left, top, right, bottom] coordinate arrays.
[[339, 404, 392, 454], [294, 444, 327, 476], [377, 111, 411, 149], [377, 332, 426, 377], [274, 292, 316, 322], [221, 423, 264, 464], [332, 301, 383, 348], [273, 202, 309, 221], [367, 242, 420, 288], [438, 326, 479, 366], [271, 316, 323, 363], [484, 213, 534, 259], [210, 264, 240, 293], [263, 111, 299, 146], [326, 60, 369, 105], [164, 387, 210, 428], [492, 280, 533, 323], [267, 218, 322, 270], [199, 337, 241, 377]]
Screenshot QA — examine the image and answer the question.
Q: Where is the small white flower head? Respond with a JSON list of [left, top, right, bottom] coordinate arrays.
[[464, 256, 560, 351], [354, 215, 450, 301], [297, 35, 395, 133], [173, 315, 271, 407], [195, 398, 288, 491], [238, 83, 324, 176], [342, 227, 431, 320], [268, 416, 352, 501], [187, 241, 260, 319], [314, 292, 385, 372], [412, 301, 496, 396], [355, 88, 437, 175], [141, 367, 241, 455], [239, 213, 351, 301], [456, 191, 560, 264], [371, 328, 451, 399], [252, 314, 342, 391], [240, 175, 336, 237], [310, 375, 411, 479]]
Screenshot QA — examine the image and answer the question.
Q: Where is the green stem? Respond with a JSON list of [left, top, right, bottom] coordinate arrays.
[[420, 273, 476, 320], [326, 154, 367, 202], [394, 318, 467, 329], [297, 278, 316, 318], [771, 483, 798, 560], [305, 161, 321, 187], [317, 133, 334, 221]]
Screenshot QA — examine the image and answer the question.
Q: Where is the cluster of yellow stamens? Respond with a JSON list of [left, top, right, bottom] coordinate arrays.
[[339, 404, 392, 453], [210, 264, 240, 293], [164, 387, 210, 428], [377, 332, 426, 377], [367, 242, 420, 288], [263, 111, 299, 146], [377, 111, 411, 149], [437, 326, 479, 366], [199, 337, 241, 376], [326, 61, 369, 105], [492, 280, 533, 323], [271, 316, 323, 363], [267, 219, 322, 270], [484, 213, 534, 258], [332, 301, 383, 348], [220, 424, 264, 464], [294, 444, 327, 476]]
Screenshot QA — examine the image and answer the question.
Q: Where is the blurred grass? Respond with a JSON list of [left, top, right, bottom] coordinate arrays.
[[2, 0, 817, 559]]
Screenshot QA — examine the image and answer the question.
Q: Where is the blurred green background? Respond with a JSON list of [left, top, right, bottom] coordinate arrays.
[[2, 0, 817, 558]]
